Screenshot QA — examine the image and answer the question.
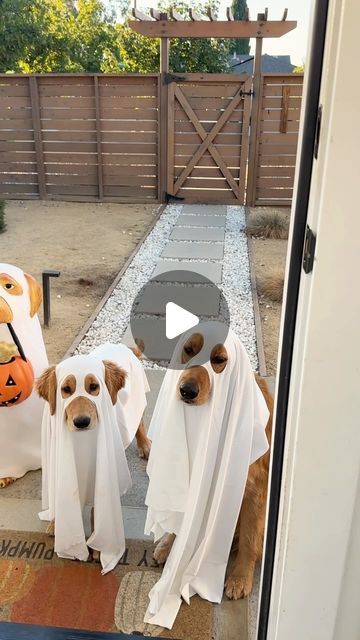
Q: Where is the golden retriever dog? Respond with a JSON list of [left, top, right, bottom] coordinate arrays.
[[36, 348, 150, 459], [153, 332, 273, 601], [36, 348, 151, 545]]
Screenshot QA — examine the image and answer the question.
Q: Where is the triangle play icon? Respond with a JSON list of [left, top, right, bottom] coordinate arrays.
[[165, 302, 199, 340]]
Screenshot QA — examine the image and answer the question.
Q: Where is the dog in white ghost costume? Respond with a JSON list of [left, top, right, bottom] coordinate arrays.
[[37, 345, 149, 573], [144, 323, 270, 628], [0, 263, 48, 485]]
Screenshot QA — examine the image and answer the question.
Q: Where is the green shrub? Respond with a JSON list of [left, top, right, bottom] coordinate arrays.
[[0, 199, 6, 234], [247, 211, 289, 240]]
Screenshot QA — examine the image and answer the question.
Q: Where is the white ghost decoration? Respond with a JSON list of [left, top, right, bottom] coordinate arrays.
[[0, 263, 48, 479]]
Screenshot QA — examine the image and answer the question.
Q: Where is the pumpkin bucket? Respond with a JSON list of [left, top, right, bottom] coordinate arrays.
[[0, 342, 34, 407]]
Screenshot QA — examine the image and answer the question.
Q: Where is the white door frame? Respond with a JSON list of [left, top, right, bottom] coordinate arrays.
[[258, 0, 360, 638]]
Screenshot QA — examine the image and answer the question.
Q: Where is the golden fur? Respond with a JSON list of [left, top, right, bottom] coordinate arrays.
[[24, 273, 42, 317]]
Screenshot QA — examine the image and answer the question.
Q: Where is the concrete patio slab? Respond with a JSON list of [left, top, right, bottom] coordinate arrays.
[[153, 260, 222, 283], [135, 283, 220, 316], [162, 241, 223, 260], [171, 226, 225, 241], [177, 214, 226, 227]]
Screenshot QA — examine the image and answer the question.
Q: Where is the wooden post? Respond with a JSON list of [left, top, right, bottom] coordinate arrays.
[[246, 33, 263, 206], [159, 28, 169, 203], [280, 86, 290, 133], [29, 76, 47, 200], [93, 75, 104, 200]]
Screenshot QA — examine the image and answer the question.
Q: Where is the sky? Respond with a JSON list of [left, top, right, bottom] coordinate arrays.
[[126, 1, 312, 66]]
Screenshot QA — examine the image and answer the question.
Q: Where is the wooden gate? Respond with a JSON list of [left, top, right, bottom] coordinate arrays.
[[167, 74, 252, 203]]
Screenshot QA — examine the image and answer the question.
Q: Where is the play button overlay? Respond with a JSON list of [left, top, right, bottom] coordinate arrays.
[[166, 302, 199, 340], [129, 270, 230, 369]]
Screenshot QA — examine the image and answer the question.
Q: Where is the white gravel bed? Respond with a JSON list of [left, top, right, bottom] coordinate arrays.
[[221, 206, 258, 370], [76, 203, 183, 356]]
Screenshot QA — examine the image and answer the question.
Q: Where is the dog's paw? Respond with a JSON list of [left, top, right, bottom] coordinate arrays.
[[153, 536, 173, 565], [0, 477, 16, 488], [137, 437, 151, 460], [225, 574, 253, 600], [91, 549, 100, 563], [46, 520, 55, 536]]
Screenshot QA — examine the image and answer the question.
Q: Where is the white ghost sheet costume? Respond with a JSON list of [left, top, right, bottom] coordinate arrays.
[[144, 324, 270, 628], [0, 263, 48, 478], [39, 355, 132, 574], [91, 342, 150, 449]]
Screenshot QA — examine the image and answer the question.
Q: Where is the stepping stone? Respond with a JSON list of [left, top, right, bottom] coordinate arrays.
[[122, 319, 178, 361], [177, 214, 226, 227], [152, 260, 222, 283], [136, 283, 220, 316], [162, 241, 223, 260], [171, 226, 224, 241], [183, 204, 227, 215]]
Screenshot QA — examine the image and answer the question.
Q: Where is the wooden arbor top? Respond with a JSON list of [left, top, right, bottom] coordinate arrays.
[[129, 7, 296, 39]]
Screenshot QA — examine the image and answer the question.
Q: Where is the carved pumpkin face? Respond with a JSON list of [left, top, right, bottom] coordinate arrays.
[[0, 356, 34, 407]]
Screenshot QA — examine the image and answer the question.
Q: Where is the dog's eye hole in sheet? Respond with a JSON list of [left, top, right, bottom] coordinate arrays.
[[181, 332, 205, 364], [61, 375, 76, 398], [85, 374, 100, 396], [210, 344, 228, 374]]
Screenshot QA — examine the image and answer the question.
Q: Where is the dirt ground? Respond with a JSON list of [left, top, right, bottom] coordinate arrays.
[[248, 207, 290, 376], [0, 200, 159, 363]]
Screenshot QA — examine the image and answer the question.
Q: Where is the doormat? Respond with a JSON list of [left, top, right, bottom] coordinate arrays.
[[0, 531, 214, 640]]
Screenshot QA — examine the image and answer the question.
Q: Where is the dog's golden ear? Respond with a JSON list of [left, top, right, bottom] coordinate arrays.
[[36, 366, 57, 415], [24, 273, 42, 318], [103, 360, 127, 405]]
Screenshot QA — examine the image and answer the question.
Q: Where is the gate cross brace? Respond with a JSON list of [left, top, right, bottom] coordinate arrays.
[[173, 85, 243, 194]]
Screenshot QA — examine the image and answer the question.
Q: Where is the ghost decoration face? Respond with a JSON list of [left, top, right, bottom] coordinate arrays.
[[0, 343, 35, 408]]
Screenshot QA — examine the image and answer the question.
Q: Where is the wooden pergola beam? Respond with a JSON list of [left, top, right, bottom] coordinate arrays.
[[129, 20, 297, 39], [131, 7, 154, 21], [169, 8, 184, 21], [189, 8, 207, 22]]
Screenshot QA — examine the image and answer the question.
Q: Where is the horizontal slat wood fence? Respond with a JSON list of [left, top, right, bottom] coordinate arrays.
[[252, 73, 303, 206], [0, 74, 159, 202], [0, 72, 303, 205]]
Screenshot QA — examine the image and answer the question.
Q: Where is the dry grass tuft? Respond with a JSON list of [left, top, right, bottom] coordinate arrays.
[[247, 211, 289, 239], [258, 270, 285, 303]]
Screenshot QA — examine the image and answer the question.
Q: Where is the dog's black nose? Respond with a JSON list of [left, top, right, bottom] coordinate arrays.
[[73, 415, 91, 429], [179, 381, 199, 401]]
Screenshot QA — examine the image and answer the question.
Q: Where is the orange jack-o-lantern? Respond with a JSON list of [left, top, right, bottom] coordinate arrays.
[[0, 342, 34, 407]]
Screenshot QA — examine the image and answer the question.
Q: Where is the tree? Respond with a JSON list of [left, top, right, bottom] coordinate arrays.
[[229, 0, 250, 56], [0, 0, 231, 74], [117, 1, 230, 74], [0, 0, 123, 73]]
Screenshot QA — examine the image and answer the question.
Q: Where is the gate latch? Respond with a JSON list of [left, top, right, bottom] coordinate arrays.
[[303, 225, 316, 274], [164, 73, 186, 84], [240, 89, 254, 97]]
